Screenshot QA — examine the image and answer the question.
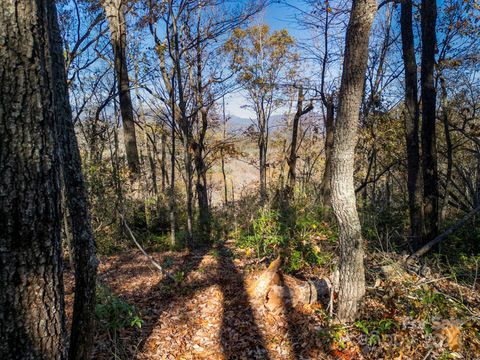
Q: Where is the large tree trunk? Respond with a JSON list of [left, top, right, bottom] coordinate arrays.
[[0, 1, 67, 358], [329, 0, 376, 322], [420, 0, 439, 245], [48, 3, 99, 359], [400, 0, 423, 249], [103, 0, 140, 176]]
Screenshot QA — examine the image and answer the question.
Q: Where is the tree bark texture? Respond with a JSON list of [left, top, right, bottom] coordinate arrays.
[[329, 0, 376, 322], [0, 1, 67, 358], [421, 0, 439, 245], [400, 0, 423, 249], [48, 2, 99, 358], [103, 0, 140, 176]]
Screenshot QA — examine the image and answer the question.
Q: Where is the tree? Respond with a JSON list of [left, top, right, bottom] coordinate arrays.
[[401, 0, 423, 248], [295, 0, 348, 206], [0, 1, 68, 358], [330, 0, 377, 322], [225, 25, 297, 203], [421, 0, 439, 245], [286, 85, 313, 195], [50, 3, 99, 358], [103, 0, 141, 176]]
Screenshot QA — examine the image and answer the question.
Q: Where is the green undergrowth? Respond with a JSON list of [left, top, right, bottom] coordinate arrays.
[[234, 195, 338, 273]]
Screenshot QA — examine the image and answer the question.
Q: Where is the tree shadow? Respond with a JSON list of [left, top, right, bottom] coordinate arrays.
[[132, 243, 214, 357], [279, 272, 333, 359], [217, 243, 270, 360], [279, 272, 303, 360]]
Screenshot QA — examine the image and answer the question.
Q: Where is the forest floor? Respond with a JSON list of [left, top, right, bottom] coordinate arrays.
[[65, 241, 480, 360]]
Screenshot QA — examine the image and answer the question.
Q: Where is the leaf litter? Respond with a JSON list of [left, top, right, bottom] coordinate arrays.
[[64, 246, 480, 359]]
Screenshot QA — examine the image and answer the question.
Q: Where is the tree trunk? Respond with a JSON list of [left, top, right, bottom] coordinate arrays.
[[161, 131, 167, 192], [401, 0, 424, 249], [0, 1, 67, 358], [49, 3, 99, 359], [171, 20, 194, 242], [319, 98, 335, 206], [221, 97, 228, 206], [420, 0, 439, 245], [194, 110, 211, 240], [287, 86, 313, 196], [134, 61, 158, 227], [169, 80, 177, 247], [259, 111, 268, 204], [439, 74, 453, 222], [103, 0, 140, 176], [329, 0, 376, 322]]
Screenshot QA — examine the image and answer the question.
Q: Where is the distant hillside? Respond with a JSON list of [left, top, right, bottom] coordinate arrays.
[[226, 114, 286, 133]]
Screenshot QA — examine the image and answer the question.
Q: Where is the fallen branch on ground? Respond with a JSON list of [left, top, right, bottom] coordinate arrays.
[[381, 205, 480, 280], [407, 204, 480, 263], [119, 213, 177, 282]]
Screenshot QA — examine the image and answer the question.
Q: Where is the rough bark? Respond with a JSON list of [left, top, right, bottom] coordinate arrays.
[[329, 0, 376, 322], [103, 0, 140, 176], [400, 0, 423, 248], [420, 0, 439, 244], [0, 1, 67, 358], [48, 2, 99, 359]]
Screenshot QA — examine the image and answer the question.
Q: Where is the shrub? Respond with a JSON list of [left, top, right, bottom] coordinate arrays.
[[236, 195, 338, 273], [95, 285, 142, 332], [237, 208, 285, 258]]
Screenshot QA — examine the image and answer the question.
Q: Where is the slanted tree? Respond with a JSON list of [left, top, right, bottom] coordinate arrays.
[[49, 2, 99, 358], [0, 1, 68, 358], [329, 0, 377, 322]]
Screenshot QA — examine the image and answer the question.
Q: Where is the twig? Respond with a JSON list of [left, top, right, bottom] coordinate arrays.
[[422, 348, 433, 360], [413, 276, 451, 287], [118, 213, 177, 282]]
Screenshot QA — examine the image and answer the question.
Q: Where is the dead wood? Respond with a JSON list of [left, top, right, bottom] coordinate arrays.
[[247, 257, 330, 312]]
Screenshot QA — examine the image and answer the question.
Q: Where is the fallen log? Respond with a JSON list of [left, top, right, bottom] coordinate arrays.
[[247, 257, 330, 312], [264, 275, 330, 312]]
